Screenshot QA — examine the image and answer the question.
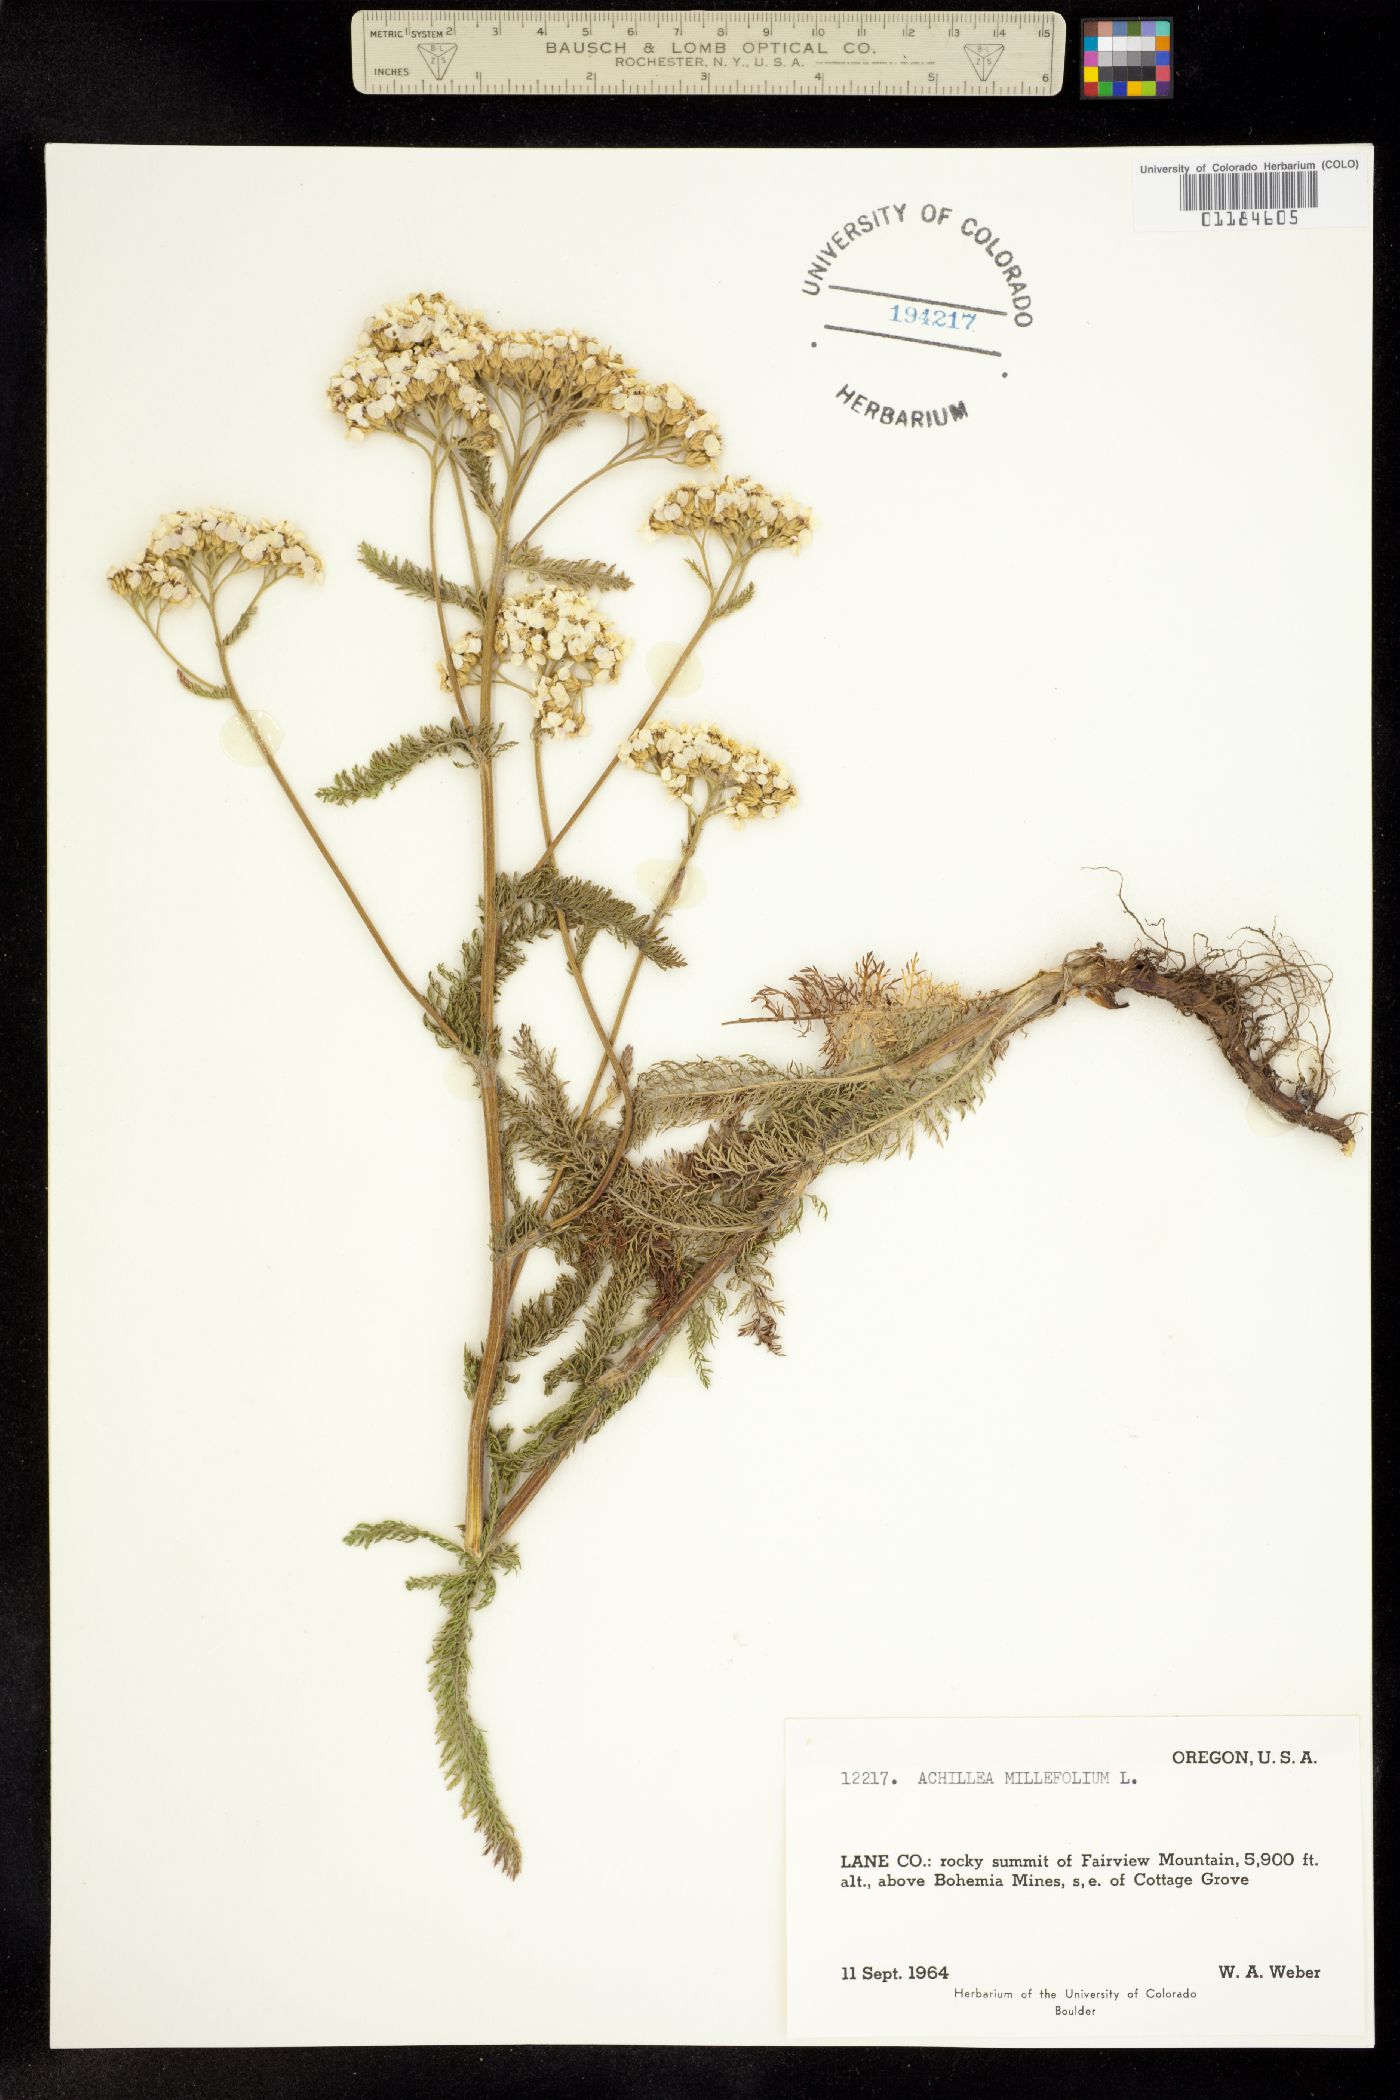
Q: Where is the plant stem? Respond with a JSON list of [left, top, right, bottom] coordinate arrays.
[[490, 1170, 815, 1543], [444, 446, 485, 597], [507, 817, 702, 1286], [427, 450, 476, 741], [531, 734, 636, 1114], [487, 934, 1358, 1541], [208, 612, 458, 1047], [424, 439, 512, 1510], [460, 441, 530, 1556], [533, 555, 742, 866], [584, 815, 706, 1122], [514, 437, 639, 547]]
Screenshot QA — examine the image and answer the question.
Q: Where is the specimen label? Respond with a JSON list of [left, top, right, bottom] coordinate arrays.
[[1133, 145, 1372, 232], [351, 11, 1066, 96], [786, 1715, 1370, 2044]]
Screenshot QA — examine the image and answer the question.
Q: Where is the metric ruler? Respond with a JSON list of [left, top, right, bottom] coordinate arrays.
[[351, 11, 1067, 96]]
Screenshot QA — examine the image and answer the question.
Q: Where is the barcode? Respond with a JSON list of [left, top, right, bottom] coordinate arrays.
[[1178, 169, 1320, 212]]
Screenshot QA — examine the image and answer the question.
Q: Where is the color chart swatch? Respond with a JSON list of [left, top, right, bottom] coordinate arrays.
[[1082, 18, 1173, 98]]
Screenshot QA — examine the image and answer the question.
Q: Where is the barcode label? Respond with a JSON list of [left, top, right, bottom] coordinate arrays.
[[1134, 146, 1371, 233], [1178, 168, 1319, 212]]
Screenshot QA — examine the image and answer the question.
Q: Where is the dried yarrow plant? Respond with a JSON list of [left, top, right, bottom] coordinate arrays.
[[110, 292, 1356, 1878]]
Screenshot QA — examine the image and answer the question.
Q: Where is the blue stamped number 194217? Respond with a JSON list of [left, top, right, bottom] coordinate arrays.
[[890, 303, 976, 331]]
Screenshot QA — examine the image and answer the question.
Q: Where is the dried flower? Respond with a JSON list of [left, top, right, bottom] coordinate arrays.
[[478, 327, 635, 413], [609, 380, 722, 466], [647, 476, 812, 553], [106, 554, 199, 605], [330, 297, 720, 463], [329, 291, 498, 445], [107, 509, 323, 601], [440, 587, 630, 737], [618, 720, 796, 822]]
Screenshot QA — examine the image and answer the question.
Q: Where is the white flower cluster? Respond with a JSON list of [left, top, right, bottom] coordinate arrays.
[[647, 476, 813, 553], [618, 721, 796, 823], [107, 509, 323, 602], [439, 587, 630, 738], [330, 293, 721, 463], [151, 510, 323, 577], [481, 328, 634, 410], [609, 381, 722, 467], [328, 292, 499, 445], [106, 555, 198, 605]]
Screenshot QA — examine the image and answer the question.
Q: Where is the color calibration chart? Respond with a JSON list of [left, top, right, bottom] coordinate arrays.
[[1081, 17, 1173, 98]]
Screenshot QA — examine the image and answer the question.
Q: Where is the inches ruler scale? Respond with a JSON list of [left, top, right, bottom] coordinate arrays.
[[351, 11, 1067, 96]]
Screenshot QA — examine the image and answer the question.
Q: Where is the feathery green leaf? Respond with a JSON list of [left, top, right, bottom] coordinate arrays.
[[504, 1258, 603, 1365], [220, 602, 260, 649], [500, 1028, 611, 1183], [427, 1555, 523, 1877], [521, 869, 685, 972], [317, 721, 508, 806], [358, 541, 483, 618], [685, 1294, 721, 1387], [175, 667, 231, 700], [344, 1517, 465, 1558], [455, 446, 500, 523], [540, 1249, 648, 1399], [510, 544, 634, 593], [713, 580, 756, 621]]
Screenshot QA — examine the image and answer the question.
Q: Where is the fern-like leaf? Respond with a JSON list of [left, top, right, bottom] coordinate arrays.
[[632, 1054, 793, 1137], [685, 1293, 721, 1387], [425, 871, 684, 1060], [713, 580, 756, 621], [500, 1027, 611, 1182], [540, 1250, 648, 1399], [536, 870, 685, 971], [343, 1517, 465, 1558], [220, 602, 260, 648], [455, 446, 500, 522], [513, 1352, 659, 1479], [429, 1559, 523, 1877], [175, 667, 230, 700], [510, 545, 634, 593], [345, 1519, 522, 1873], [504, 1258, 602, 1365], [357, 541, 483, 617], [317, 722, 507, 806]]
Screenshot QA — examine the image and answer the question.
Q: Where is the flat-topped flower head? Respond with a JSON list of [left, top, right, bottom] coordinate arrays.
[[331, 295, 719, 462], [647, 476, 812, 553], [439, 586, 630, 738], [618, 720, 796, 823], [477, 327, 637, 414], [150, 510, 322, 577], [609, 380, 721, 466], [329, 292, 498, 446], [106, 554, 198, 606], [108, 509, 323, 604]]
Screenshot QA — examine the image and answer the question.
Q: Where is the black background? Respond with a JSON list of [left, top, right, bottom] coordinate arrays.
[[1, 3, 1392, 2095]]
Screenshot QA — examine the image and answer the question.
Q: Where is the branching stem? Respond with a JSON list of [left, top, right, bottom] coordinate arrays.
[[461, 444, 521, 1555], [534, 552, 744, 865], [206, 596, 458, 1047]]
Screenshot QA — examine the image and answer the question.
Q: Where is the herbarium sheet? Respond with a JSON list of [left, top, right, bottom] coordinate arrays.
[[47, 143, 1371, 2046]]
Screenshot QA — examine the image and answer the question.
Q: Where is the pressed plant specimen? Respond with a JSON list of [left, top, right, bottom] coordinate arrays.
[[109, 293, 1355, 1878]]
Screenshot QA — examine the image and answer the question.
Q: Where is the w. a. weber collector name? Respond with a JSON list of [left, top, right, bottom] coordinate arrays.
[[797, 198, 1036, 435]]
